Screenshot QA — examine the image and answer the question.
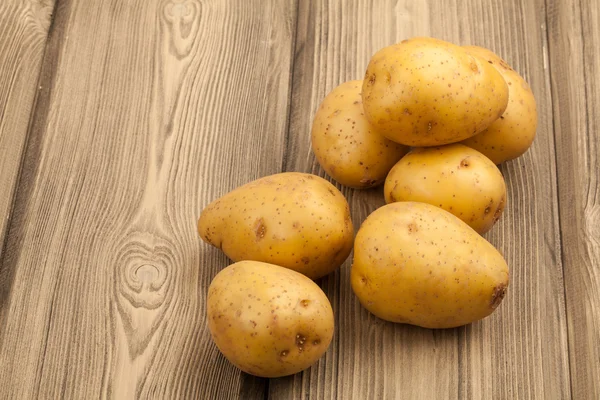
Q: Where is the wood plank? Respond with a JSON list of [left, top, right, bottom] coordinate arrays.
[[0, 0, 54, 260], [547, 0, 600, 396], [270, 0, 570, 398], [0, 0, 296, 398]]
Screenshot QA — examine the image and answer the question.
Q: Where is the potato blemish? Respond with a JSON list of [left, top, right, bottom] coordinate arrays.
[[254, 218, 267, 240]]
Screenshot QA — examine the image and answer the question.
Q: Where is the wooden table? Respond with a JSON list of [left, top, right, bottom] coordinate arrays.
[[0, 0, 597, 398]]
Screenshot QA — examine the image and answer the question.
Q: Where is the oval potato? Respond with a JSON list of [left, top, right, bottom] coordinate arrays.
[[198, 172, 354, 279], [461, 45, 538, 164], [311, 80, 409, 188], [351, 202, 509, 329], [384, 144, 506, 234], [361, 37, 509, 147], [207, 261, 334, 378]]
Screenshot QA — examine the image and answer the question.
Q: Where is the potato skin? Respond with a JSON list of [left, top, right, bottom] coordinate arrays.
[[384, 144, 506, 234], [311, 80, 409, 188], [207, 261, 334, 378], [460, 46, 538, 164], [350, 202, 509, 329], [361, 37, 509, 147], [198, 172, 354, 279]]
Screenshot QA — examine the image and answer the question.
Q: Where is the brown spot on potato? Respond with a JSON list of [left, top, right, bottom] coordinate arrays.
[[254, 218, 267, 239], [280, 350, 289, 357], [296, 334, 306, 352], [408, 222, 418, 233], [491, 284, 507, 309], [470, 62, 479, 72], [204, 229, 212, 244], [360, 178, 378, 186], [460, 158, 471, 168], [300, 299, 310, 307], [301, 256, 310, 265], [493, 197, 505, 223], [367, 73, 376, 85], [498, 59, 511, 70], [313, 339, 321, 345]]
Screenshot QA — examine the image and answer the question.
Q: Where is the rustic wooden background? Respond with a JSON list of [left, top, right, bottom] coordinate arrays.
[[0, 0, 597, 398]]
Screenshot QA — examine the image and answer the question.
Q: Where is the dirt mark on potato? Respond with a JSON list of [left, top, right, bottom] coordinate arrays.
[[254, 218, 267, 240], [491, 283, 507, 309]]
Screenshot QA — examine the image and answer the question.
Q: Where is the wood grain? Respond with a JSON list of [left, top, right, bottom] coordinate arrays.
[[547, 0, 600, 397], [270, 0, 570, 399], [0, 0, 295, 398], [0, 0, 54, 264]]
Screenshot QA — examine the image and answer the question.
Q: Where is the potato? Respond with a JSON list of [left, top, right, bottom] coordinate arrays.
[[350, 202, 509, 329], [460, 45, 538, 164], [384, 144, 506, 234], [198, 172, 354, 279], [361, 37, 509, 147], [311, 80, 409, 188], [207, 260, 334, 378]]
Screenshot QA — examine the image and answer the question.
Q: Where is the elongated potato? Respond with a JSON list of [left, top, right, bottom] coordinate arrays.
[[362, 37, 509, 146], [351, 202, 509, 329], [384, 144, 506, 234], [198, 172, 354, 279], [207, 261, 334, 378], [461, 46, 538, 164], [311, 80, 409, 188]]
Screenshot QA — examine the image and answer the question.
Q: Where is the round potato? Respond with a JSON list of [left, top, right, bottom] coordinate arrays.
[[384, 144, 506, 234], [198, 172, 354, 279], [351, 202, 509, 329], [208, 261, 334, 378], [460, 45, 538, 164], [311, 80, 409, 188], [361, 37, 509, 147]]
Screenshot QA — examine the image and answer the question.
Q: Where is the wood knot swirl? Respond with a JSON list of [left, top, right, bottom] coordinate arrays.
[[162, 0, 201, 57], [115, 234, 174, 310]]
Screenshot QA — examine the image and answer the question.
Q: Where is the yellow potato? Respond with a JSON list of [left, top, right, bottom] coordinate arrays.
[[207, 261, 334, 378], [351, 202, 509, 329], [384, 144, 506, 234], [198, 172, 354, 279], [362, 37, 509, 147], [311, 80, 409, 188], [461, 46, 538, 164]]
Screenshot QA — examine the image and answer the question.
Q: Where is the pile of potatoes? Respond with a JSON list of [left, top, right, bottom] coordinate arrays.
[[199, 37, 537, 378]]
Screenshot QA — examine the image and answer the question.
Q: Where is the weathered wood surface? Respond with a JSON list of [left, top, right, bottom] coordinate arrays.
[[0, 0, 55, 272], [0, 0, 596, 398], [0, 0, 295, 398]]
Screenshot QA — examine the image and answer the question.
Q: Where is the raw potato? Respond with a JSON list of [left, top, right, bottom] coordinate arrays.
[[351, 202, 509, 329], [362, 37, 509, 147], [384, 144, 506, 234], [461, 45, 538, 164], [207, 261, 334, 378], [311, 80, 409, 188], [198, 172, 354, 279]]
